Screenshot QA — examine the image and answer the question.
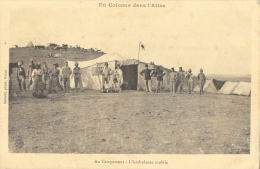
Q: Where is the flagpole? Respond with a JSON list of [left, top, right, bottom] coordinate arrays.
[[138, 41, 141, 62], [137, 41, 141, 90]]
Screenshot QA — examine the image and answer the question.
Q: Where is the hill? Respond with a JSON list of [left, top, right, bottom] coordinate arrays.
[[9, 47, 105, 69]]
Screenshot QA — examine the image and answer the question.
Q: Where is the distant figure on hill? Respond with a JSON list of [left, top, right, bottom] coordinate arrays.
[[61, 61, 72, 93], [16, 62, 26, 92], [186, 69, 195, 94], [176, 67, 185, 94], [169, 67, 178, 95], [197, 69, 206, 95], [71, 62, 84, 92], [28, 59, 36, 87], [140, 64, 153, 92]]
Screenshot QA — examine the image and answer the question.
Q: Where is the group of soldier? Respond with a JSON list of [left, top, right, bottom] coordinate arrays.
[[14, 59, 84, 97], [12, 59, 206, 97], [140, 64, 206, 95]]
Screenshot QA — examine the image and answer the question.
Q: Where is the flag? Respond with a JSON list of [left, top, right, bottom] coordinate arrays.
[[140, 43, 145, 50]]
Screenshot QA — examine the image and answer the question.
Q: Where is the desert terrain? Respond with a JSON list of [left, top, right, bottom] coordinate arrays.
[[9, 89, 250, 154]]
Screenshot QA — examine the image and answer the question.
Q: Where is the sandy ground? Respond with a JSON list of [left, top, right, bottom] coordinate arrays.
[[8, 90, 250, 154]]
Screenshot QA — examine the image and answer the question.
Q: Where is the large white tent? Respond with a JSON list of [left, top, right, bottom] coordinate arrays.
[[67, 53, 171, 91]]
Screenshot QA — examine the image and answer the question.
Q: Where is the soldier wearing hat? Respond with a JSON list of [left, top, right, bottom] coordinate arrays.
[[16, 61, 26, 91], [61, 61, 72, 92], [197, 68, 206, 95], [152, 66, 165, 93], [186, 68, 195, 94], [176, 67, 185, 94], [140, 64, 153, 92], [27, 59, 36, 87], [169, 67, 178, 95], [42, 61, 50, 90], [71, 61, 84, 92]]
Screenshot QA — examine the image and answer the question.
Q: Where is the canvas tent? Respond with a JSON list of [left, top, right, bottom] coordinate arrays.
[[67, 53, 171, 91], [218, 81, 239, 94], [26, 41, 34, 48], [193, 79, 226, 93], [231, 82, 251, 96]]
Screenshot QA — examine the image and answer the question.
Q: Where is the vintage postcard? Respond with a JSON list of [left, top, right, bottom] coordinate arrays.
[[0, 0, 259, 168]]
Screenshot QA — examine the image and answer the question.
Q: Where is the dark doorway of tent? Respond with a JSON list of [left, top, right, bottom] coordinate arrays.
[[121, 65, 138, 90]]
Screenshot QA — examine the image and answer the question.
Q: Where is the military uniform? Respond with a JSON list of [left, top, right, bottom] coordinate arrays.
[[169, 70, 178, 94], [140, 68, 152, 92], [61, 64, 72, 92], [177, 70, 185, 93], [28, 62, 36, 86], [197, 71, 206, 94], [73, 67, 83, 92], [153, 69, 165, 93], [186, 71, 194, 94], [42, 64, 50, 90]]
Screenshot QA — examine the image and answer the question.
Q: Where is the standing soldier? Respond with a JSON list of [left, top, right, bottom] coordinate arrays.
[[140, 64, 153, 92], [169, 67, 178, 95], [61, 61, 72, 93], [186, 68, 195, 94], [177, 67, 185, 94], [42, 62, 50, 90], [153, 66, 165, 93], [197, 68, 206, 95], [101, 62, 112, 90], [71, 62, 84, 92], [27, 59, 36, 87], [16, 62, 26, 92]]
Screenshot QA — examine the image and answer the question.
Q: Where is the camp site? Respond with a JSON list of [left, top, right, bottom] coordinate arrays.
[[8, 44, 251, 154]]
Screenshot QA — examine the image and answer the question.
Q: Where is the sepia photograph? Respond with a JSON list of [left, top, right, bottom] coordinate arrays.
[[0, 0, 259, 168]]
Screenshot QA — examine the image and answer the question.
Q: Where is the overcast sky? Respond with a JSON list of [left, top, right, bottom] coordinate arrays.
[[10, 2, 252, 75]]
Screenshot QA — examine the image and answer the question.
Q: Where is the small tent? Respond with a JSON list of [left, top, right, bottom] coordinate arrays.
[[231, 82, 251, 96], [218, 81, 239, 94], [193, 79, 226, 93], [67, 53, 171, 91], [26, 41, 34, 48]]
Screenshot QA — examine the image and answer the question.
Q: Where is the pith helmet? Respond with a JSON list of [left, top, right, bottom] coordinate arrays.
[[75, 62, 79, 65]]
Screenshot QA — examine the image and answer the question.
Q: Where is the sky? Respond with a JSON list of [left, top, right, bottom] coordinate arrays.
[[9, 2, 252, 75]]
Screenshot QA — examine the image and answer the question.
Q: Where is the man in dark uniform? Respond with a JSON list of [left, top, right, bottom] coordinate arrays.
[[140, 64, 153, 92], [153, 66, 165, 93]]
